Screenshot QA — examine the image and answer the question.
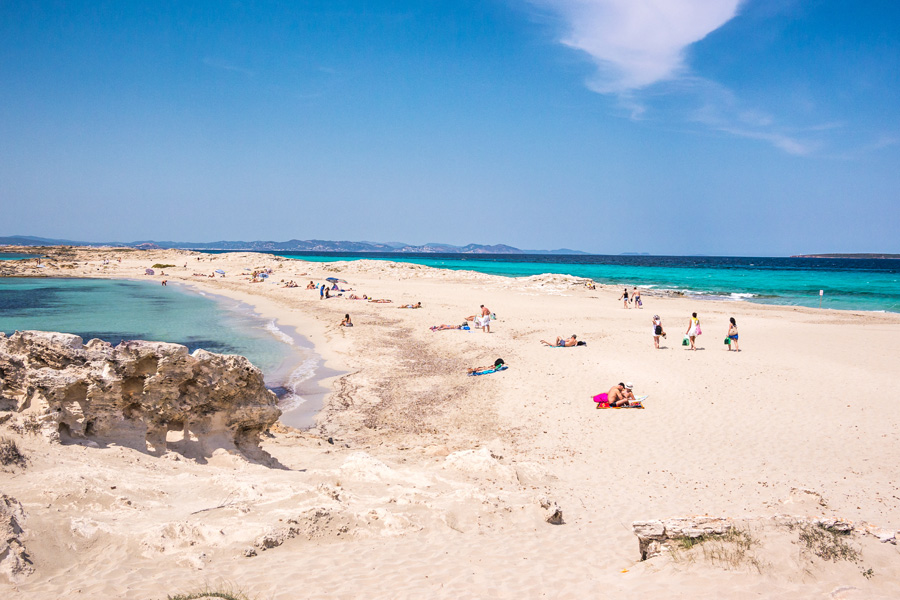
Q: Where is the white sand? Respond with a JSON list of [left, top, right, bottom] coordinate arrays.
[[2, 248, 900, 599]]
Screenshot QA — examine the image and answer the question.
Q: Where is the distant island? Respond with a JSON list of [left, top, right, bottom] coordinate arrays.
[[0, 235, 589, 255], [792, 253, 900, 259]]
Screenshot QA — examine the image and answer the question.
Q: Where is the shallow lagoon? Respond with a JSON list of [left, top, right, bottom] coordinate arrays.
[[0, 277, 322, 427]]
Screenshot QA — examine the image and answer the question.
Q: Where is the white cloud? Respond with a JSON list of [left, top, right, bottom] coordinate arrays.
[[533, 0, 742, 93]]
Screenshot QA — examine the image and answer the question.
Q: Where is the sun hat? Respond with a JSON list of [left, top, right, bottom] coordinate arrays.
[[625, 382, 634, 389], [653, 315, 659, 319]]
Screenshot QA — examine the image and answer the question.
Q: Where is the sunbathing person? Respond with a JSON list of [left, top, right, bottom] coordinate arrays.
[[306, 281, 316, 289], [430, 323, 466, 331], [541, 335, 577, 347], [399, 302, 422, 309], [603, 383, 635, 407], [347, 294, 368, 300], [368, 299, 392, 303], [467, 358, 505, 374]]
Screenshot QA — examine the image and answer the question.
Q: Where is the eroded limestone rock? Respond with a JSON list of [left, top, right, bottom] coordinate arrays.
[[0, 494, 32, 582], [632, 516, 733, 560], [0, 330, 281, 464]]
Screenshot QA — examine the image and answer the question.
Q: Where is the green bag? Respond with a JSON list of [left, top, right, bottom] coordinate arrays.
[[724, 337, 731, 345], [682, 336, 690, 346]]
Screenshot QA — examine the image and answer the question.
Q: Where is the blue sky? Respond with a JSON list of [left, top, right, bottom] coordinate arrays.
[[1, 0, 898, 255]]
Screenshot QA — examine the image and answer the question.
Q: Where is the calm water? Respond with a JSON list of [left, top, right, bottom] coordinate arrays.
[[243, 252, 900, 313], [0, 253, 39, 260], [0, 278, 322, 425]]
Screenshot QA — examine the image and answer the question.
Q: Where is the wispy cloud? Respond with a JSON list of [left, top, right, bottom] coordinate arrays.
[[533, 0, 741, 93], [202, 57, 254, 77], [526, 1, 838, 155]]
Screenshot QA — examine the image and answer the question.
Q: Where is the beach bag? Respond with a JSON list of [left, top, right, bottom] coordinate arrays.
[[724, 337, 731, 345], [654, 325, 662, 335], [593, 393, 610, 407], [682, 335, 690, 346], [696, 324, 702, 335]]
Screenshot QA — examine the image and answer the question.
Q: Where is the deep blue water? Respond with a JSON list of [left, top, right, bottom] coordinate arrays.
[[225, 252, 900, 313]]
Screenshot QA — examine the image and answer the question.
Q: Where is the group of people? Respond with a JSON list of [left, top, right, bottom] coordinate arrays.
[[619, 287, 642, 308], [651, 313, 740, 351], [597, 382, 639, 408], [432, 304, 495, 333]]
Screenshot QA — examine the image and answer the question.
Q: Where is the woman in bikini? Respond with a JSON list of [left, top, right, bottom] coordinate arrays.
[[727, 317, 739, 351]]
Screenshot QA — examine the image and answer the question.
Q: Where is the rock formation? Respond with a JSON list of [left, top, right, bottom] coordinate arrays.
[[0, 330, 281, 464], [0, 494, 31, 582]]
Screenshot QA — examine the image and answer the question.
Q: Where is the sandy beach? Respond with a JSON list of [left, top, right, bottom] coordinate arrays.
[[2, 247, 899, 599]]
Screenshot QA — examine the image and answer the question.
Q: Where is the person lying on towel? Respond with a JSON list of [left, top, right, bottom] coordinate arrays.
[[468, 358, 505, 375], [541, 334, 577, 347]]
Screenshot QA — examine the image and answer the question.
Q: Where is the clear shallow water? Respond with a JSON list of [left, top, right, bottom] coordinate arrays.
[[0, 278, 322, 424], [253, 252, 900, 313], [0, 253, 39, 260]]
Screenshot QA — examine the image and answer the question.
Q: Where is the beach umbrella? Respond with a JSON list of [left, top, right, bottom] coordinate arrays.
[[326, 277, 348, 283], [215, 269, 225, 274]]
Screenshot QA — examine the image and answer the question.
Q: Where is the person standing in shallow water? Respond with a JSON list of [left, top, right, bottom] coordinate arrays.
[[685, 312, 701, 350], [727, 317, 739, 351]]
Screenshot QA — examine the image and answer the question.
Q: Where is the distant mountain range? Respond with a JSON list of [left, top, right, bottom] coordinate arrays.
[[0, 235, 589, 255]]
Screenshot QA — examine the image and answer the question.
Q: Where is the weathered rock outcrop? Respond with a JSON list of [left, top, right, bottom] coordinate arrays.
[[0, 494, 31, 582], [633, 516, 733, 560], [0, 331, 281, 463]]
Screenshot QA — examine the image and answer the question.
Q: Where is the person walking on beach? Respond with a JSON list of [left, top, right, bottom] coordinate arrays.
[[727, 317, 739, 351], [319, 284, 325, 300], [652, 315, 666, 349], [619, 288, 629, 308], [633, 288, 642, 308], [685, 312, 701, 350], [479, 304, 492, 333]]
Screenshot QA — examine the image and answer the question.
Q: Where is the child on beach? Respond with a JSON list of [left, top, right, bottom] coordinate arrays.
[[685, 312, 701, 350], [341, 314, 353, 327]]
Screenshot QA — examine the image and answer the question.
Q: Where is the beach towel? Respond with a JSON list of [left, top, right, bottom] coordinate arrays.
[[592, 394, 647, 408], [596, 401, 644, 409], [468, 365, 508, 376]]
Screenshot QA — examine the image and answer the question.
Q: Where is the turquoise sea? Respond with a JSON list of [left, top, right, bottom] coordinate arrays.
[[0, 277, 322, 427], [260, 252, 900, 313]]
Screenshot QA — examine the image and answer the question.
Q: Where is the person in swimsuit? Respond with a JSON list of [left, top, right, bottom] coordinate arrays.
[[479, 304, 492, 333], [467, 358, 505, 374], [619, 288, 629, 308], [727, 317, 739, 351], [541, 335, 577, 347], [652, 315, 666, 349], [633, 288, 642, 308], [399, 302, 422, 308], [685, 312, 701, 350], [341, 314, 353, 327], [431, 323, 465, 331]]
